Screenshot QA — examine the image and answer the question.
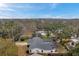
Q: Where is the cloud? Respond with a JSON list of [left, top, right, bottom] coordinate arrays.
[[13, 4, 44, 11], [49, 3, 58, 9], [0, 3, 60, 19], [0, 3, 7, 7], [14, 4, 34, 9], [0, 7, 15, 11], [0, 3, 15, 12], [11, 3, 58, 11], [10, 4, 39, 11]]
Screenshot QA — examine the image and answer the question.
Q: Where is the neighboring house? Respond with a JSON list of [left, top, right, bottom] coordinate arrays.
[[50, 33, 56, 38], [68, 36, 79, 48], [28, 37, 57, 54], [55, 29, 63, 34], [36, 31, 56, 38], [58, 29, 63, 33], [36, 31, 47, 36]]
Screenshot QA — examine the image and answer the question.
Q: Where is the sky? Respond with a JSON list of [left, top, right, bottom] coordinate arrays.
[[0, 3, 79, 18]]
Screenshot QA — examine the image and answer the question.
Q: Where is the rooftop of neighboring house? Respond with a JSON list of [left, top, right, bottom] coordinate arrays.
[[70, 35, 79, 43]]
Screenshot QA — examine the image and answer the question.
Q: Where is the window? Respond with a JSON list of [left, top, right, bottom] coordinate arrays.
[[41, 50, 43, 53], [27, 45, 30, 48], [51, 51, 53, 53], [26, 50, 29, 54], [30, 50, 31, 52]]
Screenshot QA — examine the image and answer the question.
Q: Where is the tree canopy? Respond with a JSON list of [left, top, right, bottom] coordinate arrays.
[[0, 20, 23, 41]]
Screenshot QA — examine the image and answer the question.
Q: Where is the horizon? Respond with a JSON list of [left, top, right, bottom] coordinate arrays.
[[1, 17, 79, 19]]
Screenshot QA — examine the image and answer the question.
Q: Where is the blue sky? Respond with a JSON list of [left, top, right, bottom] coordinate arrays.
[[0, 3, 79, 18]]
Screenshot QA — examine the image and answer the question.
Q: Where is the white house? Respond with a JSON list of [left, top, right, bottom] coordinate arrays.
[[70, 36, 79, 43], [36, 31, 47, 36], [30, 48, 57, 53], [68, 36, 79, 48], [28, 37, 57, 54]]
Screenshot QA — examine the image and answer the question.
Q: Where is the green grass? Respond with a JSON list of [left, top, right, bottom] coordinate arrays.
[[41, 35, 49, 41], [0, 38, 18, 56]]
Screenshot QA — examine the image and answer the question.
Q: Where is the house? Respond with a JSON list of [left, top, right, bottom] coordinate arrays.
[[36, 31, 47, 36], [35, 30, 56, 38], [68, 35, 79, 48], [50, 33, 56, 38], [28, 37, 57, 54], [57, 29, 63, 33]]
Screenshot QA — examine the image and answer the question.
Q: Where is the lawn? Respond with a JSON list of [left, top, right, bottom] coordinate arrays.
[[0, 38, 18, 56]]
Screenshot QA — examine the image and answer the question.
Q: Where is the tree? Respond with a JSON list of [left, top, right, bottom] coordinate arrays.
[[0, 20, 23, 41], [67, 44, 79, 56]]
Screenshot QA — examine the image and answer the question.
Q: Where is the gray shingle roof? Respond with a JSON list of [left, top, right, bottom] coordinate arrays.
[[28, 37, 56, 50]]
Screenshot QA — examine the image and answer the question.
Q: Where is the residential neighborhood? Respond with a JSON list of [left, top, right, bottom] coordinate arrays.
[[0, 19, 79, 56], [0, 3, 79, 56]]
